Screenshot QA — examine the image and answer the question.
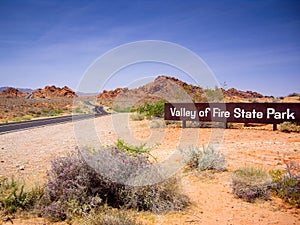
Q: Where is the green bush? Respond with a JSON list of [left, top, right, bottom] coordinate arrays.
[[136, 100, 166, 118], [116, 138, 152, 157], [204, 87, 224, 102], [270, 162, 300, 208], [232, 167, 272, 202], [280, 122, 300, 133], [12, 115, 32, 121], [112, 105, 133, 113], [48, 109, 63, 116], [0, 176, 43, 214], [192, 92, 204, 102], [75, 107, 84, 114]]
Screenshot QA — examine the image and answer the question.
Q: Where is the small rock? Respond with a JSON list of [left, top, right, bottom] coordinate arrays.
[[1, 216, 13, 224], [19, 165, 25, 170]]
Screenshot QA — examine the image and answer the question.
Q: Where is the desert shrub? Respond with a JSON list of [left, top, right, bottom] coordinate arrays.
[[227, 122, 244, 129], [75, 107, 84, 114], [185, 146, 226, 171], [94, 212, 142, 225], [184, 147, 203, 169], [149, 119, 166, 128], [81, 144, 187, 212], [130, 112, 144, 121], [12, 115, 32, 121], [27, 110, 39, 115], [112, 105, 133, 113], [204, 87, 224, 102], [0, 176, 43, 214], [119, 176, 189, 213], [84, 209, 143, 225], [41, 154, 106, 221], [232, 167, 272, 202], [42, 109, 49, 114], [280, 122, 300, 133], [42, 143, 187, 221], [136, 100, 166, 118], [47, 109, 64, 116], [116, 138, 152, 157], [192, 92, 205, 102], [165, 120, 181, 128], [270, 162, 300, 208], [198, 146, 226, 171]]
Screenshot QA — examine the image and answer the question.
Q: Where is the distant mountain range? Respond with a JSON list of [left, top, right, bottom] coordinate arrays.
[[97, 75, 274, 107], [0, 87, 34, 93], [0, 87, 99, 97], [2, 76, 296, 101], [0, 86, 77, 98]]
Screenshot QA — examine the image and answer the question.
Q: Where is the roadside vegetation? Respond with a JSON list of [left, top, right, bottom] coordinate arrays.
[[130, 112, 145, 121], [1, 139, 189, 223], [41, 139, 188, 222], [270, 162, 300, 208], [0, 177, 43, 215], [183, 145, 299, 206], [81, 209, 144, 225], [1, 145, 299, 223], [12, 115, 33, 122], [0, 98, 73, 123], [232, 167, 272, 202], [9, 109, 65, 122], [185, 145, 227, 172], [231, 162, 300, 206], [280, 122, 300, 133], [136, 100, 166, 118], [112, 100, 166, 119], [112, 105, 133, 113]]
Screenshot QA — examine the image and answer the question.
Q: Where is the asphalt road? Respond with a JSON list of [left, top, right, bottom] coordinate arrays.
[[84, 101, 109, 115], [0, 108, 109, 135]]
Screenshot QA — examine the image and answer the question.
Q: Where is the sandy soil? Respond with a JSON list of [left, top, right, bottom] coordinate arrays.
[[0, 115, 299, 224]]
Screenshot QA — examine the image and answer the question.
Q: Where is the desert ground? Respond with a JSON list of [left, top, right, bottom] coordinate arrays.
[[0, 114, 299, 225]]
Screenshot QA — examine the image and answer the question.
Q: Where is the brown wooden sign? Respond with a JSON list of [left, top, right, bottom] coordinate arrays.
[[164, 103, 300, 124]]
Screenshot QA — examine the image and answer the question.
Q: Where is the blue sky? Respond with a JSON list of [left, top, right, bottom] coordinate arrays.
[[0, 0, 299, 96]]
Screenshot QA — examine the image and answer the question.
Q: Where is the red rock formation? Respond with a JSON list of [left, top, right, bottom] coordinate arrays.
[[32, 85, 77, 98], [98, 88, 128, 100], [96, 75, 271, 106], [0, 87, 28, 98], [223, 88, 264, 99]]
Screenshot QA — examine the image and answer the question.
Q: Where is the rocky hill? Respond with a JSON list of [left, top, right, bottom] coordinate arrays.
[[223, 88, 265, 99], [0, 87, 29, 98], [32, 85, 77, 98], [97, 75, 271, 107], [0, 85, 77, 99], [0, 87, 33, 93]]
